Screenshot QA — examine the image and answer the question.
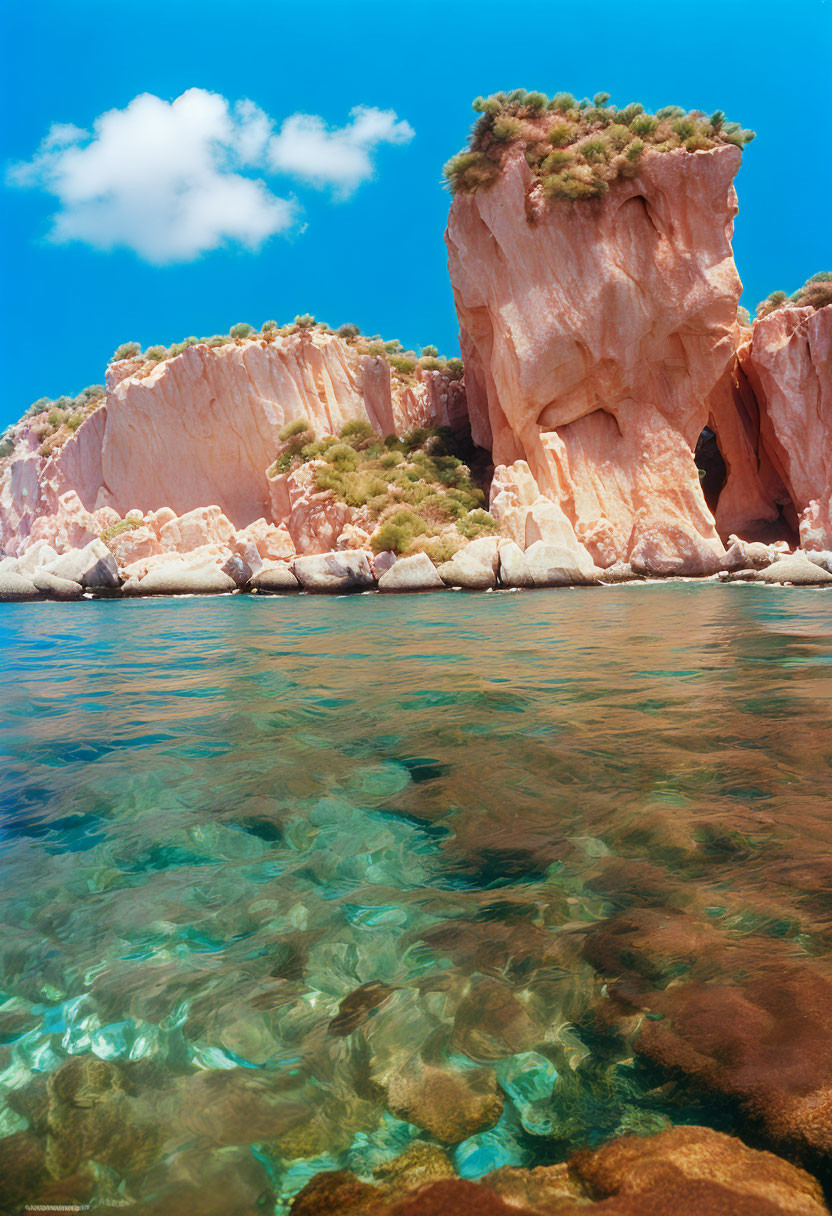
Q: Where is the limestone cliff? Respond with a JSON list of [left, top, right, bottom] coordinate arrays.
[[446, 143, 745, 574]]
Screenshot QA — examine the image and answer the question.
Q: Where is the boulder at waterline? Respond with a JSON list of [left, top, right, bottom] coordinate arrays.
[[437, 546, 497, 590], [46, 538, 120, 589], [497, 540, 534, 589], [292, 549, 375, 593], [129, 560, 237, 596], [758, 555, 832, 585], [31, 569, 84, 601], [250, 562, 300, 593], [378, 553, 443, 593], [524, 541, 601, 587], [0, 571, 39, 601]]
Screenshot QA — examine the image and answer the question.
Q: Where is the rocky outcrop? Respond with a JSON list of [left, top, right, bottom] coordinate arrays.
[[377, 553, 444, 592], [0, 330, 465, 556], [742, 305, 832, 550], [446, 145, 745, 574]]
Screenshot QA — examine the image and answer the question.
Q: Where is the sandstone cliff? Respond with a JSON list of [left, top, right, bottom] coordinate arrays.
[[446, 143, 745, 574], [742, 304, 832, 550], [0, 329, 467, 556]]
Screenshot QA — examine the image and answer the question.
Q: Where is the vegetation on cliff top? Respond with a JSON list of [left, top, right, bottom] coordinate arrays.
[[1, 320, 462, 468], [444, 89, 755, 202], [269, 420, 496, 561], [756, 272, 832, 320], [0, 384, 106, 462], [108, 317, 463, 386]]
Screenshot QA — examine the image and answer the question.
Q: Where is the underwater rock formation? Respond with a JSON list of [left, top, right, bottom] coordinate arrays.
[[289, 1125, 830, 1215]]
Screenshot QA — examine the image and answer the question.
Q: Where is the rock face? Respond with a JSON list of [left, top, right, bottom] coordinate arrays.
[[741, 305, 832, 550], [0, 330, 466, 556], [446, 145, 744, 574], [289, 1125, 830, 1216]]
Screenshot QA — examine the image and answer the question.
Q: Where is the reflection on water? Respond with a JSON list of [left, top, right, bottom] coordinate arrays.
[[1, 586, 831, 1212]]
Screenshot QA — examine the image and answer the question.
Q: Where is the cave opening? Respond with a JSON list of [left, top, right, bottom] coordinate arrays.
[[694, 426, 727, 512]]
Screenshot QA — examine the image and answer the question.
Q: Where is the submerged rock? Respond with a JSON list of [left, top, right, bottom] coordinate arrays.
[[289, 1125, 829, 1215], [384, 1060, 503, 1144]]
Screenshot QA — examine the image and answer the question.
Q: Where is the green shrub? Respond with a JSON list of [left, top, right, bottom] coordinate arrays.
[[324, 442, 360, 471], [414, 535, 462, 564], [100, 517, 142, 547], [547, 120, 577, 148], [338, 322, 361, 339], [625, 139, 645, 162], [444, 150, 500, 194], [66, 413, 85, 432], [549, 92, 577, 112], [709, 110, 725, 132], [261, 320, 278, 333], [388, 355, 417, 374], [672, 117, 696, 140], [492, 116, 523, 143], [657, 105, 686, 120], [206, 335, 228, 347], [419, 356, 443, 371], [617, 103, 644, 125], [755, 290, 787, 319], [579, 138, 607, 164], [230, 322, 253, 339], [0, 437, 14, 459], [294, 314, 315, 329], [112, 341, 141, 363], [606, 124, 632, 151], [145, 345, 168, 362], [279, 416, 312, 441], [371, 507, 431, 554], [79, 385, 105, 401], [630, 113, 658, 137], [458, 508, 498, 539], [339, 419, 375, 442], [421, 344, 439, 358], [445, 357, 464, 380]]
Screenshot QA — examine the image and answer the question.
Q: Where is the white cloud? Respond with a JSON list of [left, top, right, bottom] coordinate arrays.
[[7, 90, 413, 264], [267, 105, 414, 195]]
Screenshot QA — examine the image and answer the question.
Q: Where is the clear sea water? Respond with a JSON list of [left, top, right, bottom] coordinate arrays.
[[1, 585, 831, 1212]]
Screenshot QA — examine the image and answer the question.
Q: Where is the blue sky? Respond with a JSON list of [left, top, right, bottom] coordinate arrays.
[[1, 0, 830, 428]]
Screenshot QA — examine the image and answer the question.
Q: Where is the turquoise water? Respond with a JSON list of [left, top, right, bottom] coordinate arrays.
[[1, 585, 831, 1212]]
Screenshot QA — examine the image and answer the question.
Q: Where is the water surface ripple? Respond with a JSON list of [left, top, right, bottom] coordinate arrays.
[[1, 585, 831, 1211]]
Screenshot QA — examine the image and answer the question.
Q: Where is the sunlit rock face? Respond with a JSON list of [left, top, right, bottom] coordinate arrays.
[[446, 145, 744, 574], [741, 304, 832, 551], [0, 332, 465, 554]]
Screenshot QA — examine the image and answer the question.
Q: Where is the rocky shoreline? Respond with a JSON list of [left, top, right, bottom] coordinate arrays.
[[2, 529, 832, 602]]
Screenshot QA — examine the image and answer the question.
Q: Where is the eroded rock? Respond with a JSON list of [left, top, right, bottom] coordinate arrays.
[[378, 554, 443, 593], [293, 550, 375, 594]]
